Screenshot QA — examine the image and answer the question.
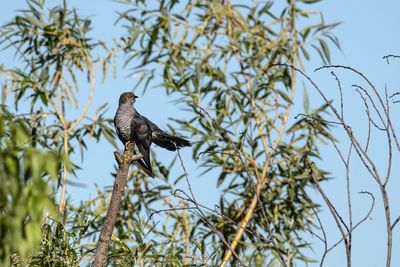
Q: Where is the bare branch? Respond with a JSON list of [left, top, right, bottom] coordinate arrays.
[[93, 145, 143, 267], [383, 54, 400, 64], [392, 215, 400, 230], [326, 191, 375, 254], [330, 71, 344, 119], [68, 65, 96, 132]]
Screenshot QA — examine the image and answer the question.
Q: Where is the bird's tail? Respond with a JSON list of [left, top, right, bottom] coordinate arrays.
[[153, 130, 191, 151], [133, 150, 155, 178]]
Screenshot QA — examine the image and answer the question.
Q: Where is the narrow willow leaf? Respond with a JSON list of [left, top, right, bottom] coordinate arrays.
[[303, 83, 309, 113]]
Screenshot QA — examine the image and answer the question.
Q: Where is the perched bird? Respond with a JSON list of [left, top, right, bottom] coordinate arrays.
[[114, 92, 191, 177]]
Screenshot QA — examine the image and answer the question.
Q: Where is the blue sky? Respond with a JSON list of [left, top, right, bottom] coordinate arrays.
[[2, 1, 400, 266]]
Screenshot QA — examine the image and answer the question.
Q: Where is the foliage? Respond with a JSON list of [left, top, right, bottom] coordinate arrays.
[[117, 0, 339, 265], [0, 0, 94, 109], [0, 0, 340, 266], [0, 0, 118, 265], [0, 0, 117, 216], [0, 108, 58, 266]]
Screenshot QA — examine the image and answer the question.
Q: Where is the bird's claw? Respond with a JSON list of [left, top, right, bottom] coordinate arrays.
[[124, 141, 130, 150]]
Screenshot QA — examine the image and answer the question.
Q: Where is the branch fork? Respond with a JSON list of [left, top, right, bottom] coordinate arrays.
[[113, 150, 143, 166]]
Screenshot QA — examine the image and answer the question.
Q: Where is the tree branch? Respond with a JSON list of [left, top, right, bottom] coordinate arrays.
[[93, 144, 142, 267]]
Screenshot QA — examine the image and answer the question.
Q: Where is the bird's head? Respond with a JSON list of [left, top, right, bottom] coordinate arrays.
[[119, 92, 138, 105]]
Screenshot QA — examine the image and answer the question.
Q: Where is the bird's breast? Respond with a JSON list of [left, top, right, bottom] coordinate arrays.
[[115, 107, 135, 142]]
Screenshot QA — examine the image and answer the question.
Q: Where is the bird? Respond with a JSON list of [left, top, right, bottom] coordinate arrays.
[[114, 92, 191, 177]]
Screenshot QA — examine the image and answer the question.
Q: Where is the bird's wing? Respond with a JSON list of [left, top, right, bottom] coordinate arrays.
[[132, 115, 153, 172], [113, 114, 122, 142], [142, 116, 161, 132], [152, 130, 191, 150], [151, 135, 177, 151], [141, 114, 191, 150]]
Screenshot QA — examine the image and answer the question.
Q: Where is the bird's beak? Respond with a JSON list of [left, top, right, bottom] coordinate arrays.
[[133, 94, 139, 98]]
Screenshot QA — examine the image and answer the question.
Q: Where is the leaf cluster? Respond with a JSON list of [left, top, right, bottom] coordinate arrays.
[[0, 107, 58, 266]]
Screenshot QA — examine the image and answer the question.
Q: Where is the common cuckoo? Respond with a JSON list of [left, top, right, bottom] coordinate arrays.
[[114, 92, 191, 177]]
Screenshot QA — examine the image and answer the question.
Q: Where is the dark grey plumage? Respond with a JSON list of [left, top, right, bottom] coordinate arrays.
[[114, 92, 191, 177]]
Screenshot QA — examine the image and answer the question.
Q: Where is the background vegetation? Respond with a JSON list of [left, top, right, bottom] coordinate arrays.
[[1, 0, 398, 266]]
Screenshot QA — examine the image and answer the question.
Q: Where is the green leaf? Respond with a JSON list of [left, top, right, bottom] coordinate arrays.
[[102, 126, 118, 149], [45, 152, 58, 179], [300, 46, 310, 61], [303, 83, 309, 113], [276, 89, 293, 104], [319, 38, 331, 64], [296, 255, 318, 263], [299, 0, 322, 4], [13, 122, 30, 146], [140, 243, 152, 258], [24, 15, 46, 29], [216, 172, 227, 188]]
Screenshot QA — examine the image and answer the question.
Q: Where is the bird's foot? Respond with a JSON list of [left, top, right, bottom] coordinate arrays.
[[124, 141, 131, 151], [114, 150, 143, 166]]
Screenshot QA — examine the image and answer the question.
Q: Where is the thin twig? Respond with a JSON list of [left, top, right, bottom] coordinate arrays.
[[176, 149, 247, 267], [352, 84, 386, 131], [276, 63, 393, 267], [353, 88, 372, 152], [331, 71, 344, 119], [392, 215, 400, 230], [326, 191, 375, 254], [172, 189, 273, 245], [68, 65, 96, 132], [383, 54, 400, 64], [309, 164, 351, 266]]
